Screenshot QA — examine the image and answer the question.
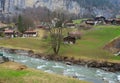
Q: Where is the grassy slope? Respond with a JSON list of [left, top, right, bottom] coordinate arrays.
[[62, 25, 120, 61], [0, 25, 120, 62], [0, 62, 88, 83]]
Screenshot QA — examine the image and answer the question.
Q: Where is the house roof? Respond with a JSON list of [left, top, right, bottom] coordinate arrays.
[[4, 30, 14, 34], [66, 23, 75, 26], [114, 18, 120, 21], [24, 30, 37, 34]]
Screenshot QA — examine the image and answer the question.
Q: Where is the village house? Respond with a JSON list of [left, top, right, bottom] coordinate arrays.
[[4, 30, 16, 38], [85, 16, 106, 25], [63, 36, 76, 44], [23, 30, 37, 37], [85, 19, 95, 25], [105, 19, 114, 24], [64, 20, 76, 28], [94, 16, 106, 22], [112, 18, 120, 25], [65, 23, 76, 28]]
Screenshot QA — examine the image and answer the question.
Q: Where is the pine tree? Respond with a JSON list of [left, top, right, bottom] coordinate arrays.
[[17, 15, 24, 33]]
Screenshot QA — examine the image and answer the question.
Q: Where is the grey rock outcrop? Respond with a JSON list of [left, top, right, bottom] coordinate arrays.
[[0, 56, 9, 63], [0, 0, 120, 19]]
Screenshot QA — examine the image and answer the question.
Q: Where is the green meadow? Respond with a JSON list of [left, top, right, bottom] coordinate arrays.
[[0, 25, 120, 62]]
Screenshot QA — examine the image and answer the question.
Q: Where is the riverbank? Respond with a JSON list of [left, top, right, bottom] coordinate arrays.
[[0, 61, 87, 83], [1, 47, 120, 72]]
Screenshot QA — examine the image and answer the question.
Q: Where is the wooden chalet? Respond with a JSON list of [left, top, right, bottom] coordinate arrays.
[[23, 30, 37, 37], [105, 19, 114, 24], [112, 18, 120, 25], [63, 36, 76, 44], [65, 23, 75, 28], [94, 16, 106, 21], [85, 19, 95, 25], [4, 30, 16, 38]]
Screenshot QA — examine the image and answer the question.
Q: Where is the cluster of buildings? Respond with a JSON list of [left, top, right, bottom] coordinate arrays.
[[0, 22, 38, 38], [85, 16, 120, 25], [3, 29, 38, 38]]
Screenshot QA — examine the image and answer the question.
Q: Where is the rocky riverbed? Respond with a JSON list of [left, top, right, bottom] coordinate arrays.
[[0, 47, 120, 72]]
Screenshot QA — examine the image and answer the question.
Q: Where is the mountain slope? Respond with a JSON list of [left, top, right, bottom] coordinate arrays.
[[25, 0, 120, 17], [1, 0, 120, 18]]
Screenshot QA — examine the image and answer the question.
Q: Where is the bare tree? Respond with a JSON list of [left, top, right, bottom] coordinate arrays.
[[48, 18, 64, 55]]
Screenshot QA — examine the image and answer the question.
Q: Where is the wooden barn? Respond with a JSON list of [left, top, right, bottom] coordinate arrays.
[[112, 18, 120, 25], [63, 36, 76, 44], [65, 23, 76, 28], [85, 19, 95, 25], [4, 30, 16, 38], [23, 30, 37, 37]]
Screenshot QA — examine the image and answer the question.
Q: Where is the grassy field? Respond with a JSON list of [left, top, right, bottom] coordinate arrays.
[[61, 25, 120, 61], [0, 25, 120, 62], [0, 62, 88, 83]]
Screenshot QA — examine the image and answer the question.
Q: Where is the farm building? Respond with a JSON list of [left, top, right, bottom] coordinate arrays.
[[63, 36, 76, 44], [23, 30, 37, 37], [4, 30, 17, 38]]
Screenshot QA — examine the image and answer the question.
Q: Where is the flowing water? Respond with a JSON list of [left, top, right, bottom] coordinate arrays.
[[2, 51, 120, 83]]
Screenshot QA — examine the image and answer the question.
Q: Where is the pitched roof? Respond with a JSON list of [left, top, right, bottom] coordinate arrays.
[[24, 30, 37, 34], [4, 30, 14, 34]]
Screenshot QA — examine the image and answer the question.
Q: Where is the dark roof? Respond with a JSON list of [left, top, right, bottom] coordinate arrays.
[[24, 31, 37, 34], [66, 23, 75, 26]]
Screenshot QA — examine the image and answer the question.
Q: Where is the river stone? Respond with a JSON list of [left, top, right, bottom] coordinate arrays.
[[65, 62, 72, 65], [117, 75, 120, 82], [0, 56, 9, 63], [8, 49, 16, 54], [0, 56, 4, 63]]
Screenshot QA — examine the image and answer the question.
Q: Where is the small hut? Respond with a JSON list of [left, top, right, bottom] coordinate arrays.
[[85, 19, 95, 25], [63, 36, 76, 44]]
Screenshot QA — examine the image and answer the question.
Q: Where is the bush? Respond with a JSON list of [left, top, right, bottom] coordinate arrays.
[[0, 32, 5, 37]]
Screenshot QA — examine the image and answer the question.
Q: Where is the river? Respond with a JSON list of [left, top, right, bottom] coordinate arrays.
[[2, 51, 120, 83]]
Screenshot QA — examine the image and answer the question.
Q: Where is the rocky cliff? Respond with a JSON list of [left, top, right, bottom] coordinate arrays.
[[0, 0, 120, 18], [25, 0, 120, 18]]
